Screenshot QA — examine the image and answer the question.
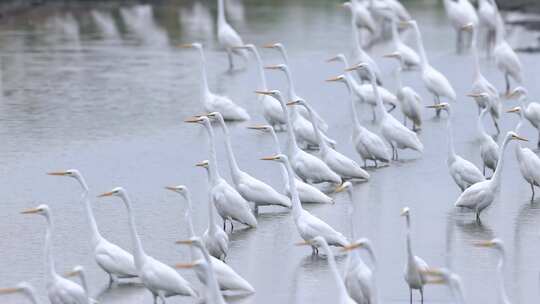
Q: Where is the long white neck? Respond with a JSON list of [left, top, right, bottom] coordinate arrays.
[[412, 23, 429, 68], [391, 19, 400, 47], [77, 271, 90, 298], [43, 213, 57, 280], [496, 249, 511, 304], [322, 241, 350, 302], [478, 109, 489, 140], [495, 14, 504, 46], [27, 290, 40, 304], [283, 157, 302, 219], [491, 135, 512, 188], [452, 278, 467, 304], [197, 48, 210, 97], [207, 190, 218, 234], [277, 46, 290, 66], [343, 79, 362, 132], [394, 65, 403, 91], [367, 67, 386, 123], [252, 48, 268, 90], [277, 93, 300, 159], [282, 66, 298, 103], [217, 117, 242, 183], [200, 246, 226, 304], [300, 103, 327, 152], [184, 193, 197, 260], [217, 0, 226, 26], [350, 12, 363, 58], [405, 215, 414, 263], [471, 28, 481, 80], [203, 121, 221, 184], [77, 176, 102, 246], [269, 127, 290, 190], [447, 109, 457, 161], [120, 193, 146, 269]]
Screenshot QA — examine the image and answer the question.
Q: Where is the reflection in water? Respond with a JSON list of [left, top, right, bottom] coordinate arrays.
[[93, 282, 147, 303], [119, 5, 168, 46]]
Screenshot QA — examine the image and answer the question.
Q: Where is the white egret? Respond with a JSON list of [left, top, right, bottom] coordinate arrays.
[[478, 0, 499, 56], [21, 205, 90, 304], [0, 282, 40, 304], [97, 188, 198, 302], [443, 0, 478, 53], [455, 132, 528, 221], [256, 90, 341, 185], [180, 43, 249, 121], [64, 266, 97, 304], [422, 268, 466, 304], [347, 63, 424, 160], [288, 99, 369, 181], [165, 185, 254, 294], [379, 9, 420, 70], [402, 20, 456, 117], [473, 239, 512, 304], [349, 0, 376, 34], [384, 52, 423, 131], [233, 44, 285, 129], [264, 63, 335, 148], [326, 74, 391, 167], [507, 87, 540, 148], [327, 54, 397, 122], [297, 237, 356, 304], [494, 14, 522, 94], [262, 42, 329, 132], [217, 0, 247, 70], [344, 2, 383, 85], [186, 116, 257, 230], [475, 105, 499, 176], [262, 154, 348, 251], [342, 238, 378, 304], [401, 207, 428, 304], [47, 170, 137, 285], [462, 23, 501, 133], [246, 124, 334, 204], [177, 237, 227, 304], [508, 107, 540, 201], [381, 0, 411, 22], [165, 184, 228, 261], [207, 111, 291, 212], [427, 103, 485, 192]]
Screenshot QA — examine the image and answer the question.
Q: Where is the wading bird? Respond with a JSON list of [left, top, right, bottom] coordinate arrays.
[[21, 205, 91, 304], [494, 14, 522, 94], [47, 170, 137, 285], [186, 116, 257, 231], [475, 106, 499, 176], [427, 103, 485, 191], [455, 132, 527, 221], [64, 266, 97, 304], [473, 239, 512, 304], [443, 0, 478, 53], [262, 154, 348, 251], [217, 0, 247, 69], [180, 43, 249, 121], [507, 87, 540, 148], [421, 268, 466, 304], [401, 207, 428, 304]]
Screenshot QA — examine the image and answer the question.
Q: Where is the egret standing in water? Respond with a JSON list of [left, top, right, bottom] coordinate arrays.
[[180, 43, 249, 121], [217, 0, 247, 69], [473, 104, 499, 176], [494, 14, 522, 94], [455, 132, 528, 221], [98, 188, 198, 303], [47, 170, 137, 285]]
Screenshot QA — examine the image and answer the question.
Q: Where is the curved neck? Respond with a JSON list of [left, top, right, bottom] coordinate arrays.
[[252, 48, 268, 90], [322, 242, 350, 301], [478, 110, 489, 139], [44, 214, 57, 280], [27, 291, 40, 304], [76, 176, 102, 246], [344, 79, 362, 131], [405, 215, 414, 262], [391, 19, 400, 46], [368, 68, 386, 123], [207, 191, 217, 234], [452, 279, 466, 304], [269, 128, 290, 188], [78, 271, 89, 297], [447, 110, 456, 160], [217, 0, 226, 26], [394, 66, 403, 90], [217, 118, 241, 182], [283, 158, 302, 218], [300, 103, 327, 151], [492, 135, 512, 185], [282, 66, 298, 103], [184, 194, 197, 260], [496, 250, 510, 304], [347, 189, 355, 241], [203, 122, 221, 183], [278, 94, 300, 158], [120, 193, 146, 268], [495, 15, 504, 45], [471, 29, 481, 80], [350, 13, 362, 57], [412, 23, 428, 68], [200, 246, 226, 304], [197, 48, 210, 97], [277, 47, 290, 66]]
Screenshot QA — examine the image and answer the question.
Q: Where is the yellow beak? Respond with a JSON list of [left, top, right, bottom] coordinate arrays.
[[47, 171, 68, 176], [260, 156, 278, 161], [21, 208, 40, 214], [97, 191, 114, 198], [176, 239, 194, 245], [174, 262, 197, 269]]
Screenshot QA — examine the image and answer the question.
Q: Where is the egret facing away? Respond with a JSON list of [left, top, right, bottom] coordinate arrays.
[[21, 205, 91, 304], [177, 237, 227, 304], [217, 0, 247, 69], [326, 74, 391, 167], [64, 266, 97, 304], [180, 43, 249, 121], [384, 52, 423, 131], [347, 63, 424, 160], [401, 207, 428, 304], [402, 20, 456, 117], [507, 87, 540, 148], [256, 90, 341, 185], [207, 111, 291, 212], [422, 268, 466, 304], [0, 282, 40, 304], [233, 44, 285, 129], [507, 107, 540, 201], [186, 115, 257, 231], [473, 239, 512, 304], [165, 185, 254, 295], [262, 154, 348, 252], [455, 132, 528, 221], [442, 0, 478, 53], [165, 184, 228, 261], [297, 236, 356, 304], [47, 170, 137, 285], [97, 188, 198, 303], [427, 103, 485, 192], [494, 14, 522, 94], [288, 99, 369, 181], [246, 124, 334, 204]]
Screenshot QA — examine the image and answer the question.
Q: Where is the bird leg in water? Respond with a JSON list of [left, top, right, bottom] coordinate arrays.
[[456, 30, 463, 54], [227, 49, 234, 70], [420, 288, 424, 304], [409, 288, 412, 304], [505, 73, 510, 95], [531, 183, 535, 203]]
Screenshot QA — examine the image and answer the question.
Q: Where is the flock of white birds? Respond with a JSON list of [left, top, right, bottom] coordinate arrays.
[[2, 0, 540, 303]]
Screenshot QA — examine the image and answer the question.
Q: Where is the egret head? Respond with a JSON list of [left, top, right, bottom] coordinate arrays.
[[473, 238, 505, 252], [184, 115, 210, 126], [260, 153, 289, 164], [286, 99, 307, 107], [400, 206, 410, 217], [165, 185, 189, 198], [233, 44, 255, 52], [47, 169, 81, 178], [326, 54, 345, 63], [21, 204, 50, 217], [325, 75, 346, 84], [0, 281, 37, 302], [421, 267, 452, 285], [178, 42, 202, 50], [247, 124, 273, 133], [383, 51, 403, 62], [64, 265, 84, 278], [176, 236, 204, 249], [467, 92, 490, 101], [334, 181, 352, 193], [97, 187, 125, 198], [264, 64, 286, 71], [341, 1, 352, 10], [507, 86, 528, 99], [341, 237, 372, 252], [255, 89, 282, 100], [398, 19, 416, 29], [507, 131, 528, 142], [506, 106, 521, 115]]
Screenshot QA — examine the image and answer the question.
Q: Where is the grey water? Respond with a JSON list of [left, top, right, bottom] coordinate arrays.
[[0, 0, 539, 303]]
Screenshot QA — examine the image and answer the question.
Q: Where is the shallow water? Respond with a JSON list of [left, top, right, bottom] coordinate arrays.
[[0, 0, 539, 303]]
